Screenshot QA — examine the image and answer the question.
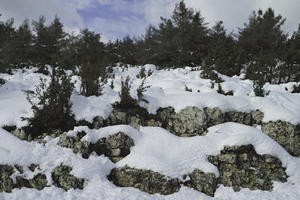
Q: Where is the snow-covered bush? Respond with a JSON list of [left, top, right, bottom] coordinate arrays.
[[23, 67, 75, 137]]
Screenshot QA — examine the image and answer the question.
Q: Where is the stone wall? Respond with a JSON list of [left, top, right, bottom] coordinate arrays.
[[107, 145, 288, 197]]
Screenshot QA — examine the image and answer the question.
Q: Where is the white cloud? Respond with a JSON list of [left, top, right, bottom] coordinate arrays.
[[0, 0, 94, 31], [89, 15, 146, 42], [0, 0, 299, 40]]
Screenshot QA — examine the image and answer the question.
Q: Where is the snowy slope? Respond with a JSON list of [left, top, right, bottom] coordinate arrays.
[[0, 65, 300, 199], [0, 123, 300, 200], [1, 65, 300, 127]]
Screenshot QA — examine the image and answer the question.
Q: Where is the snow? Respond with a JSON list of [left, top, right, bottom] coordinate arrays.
[[1, 65, 300, 199], [1, 123, 300, 200], [1, 65, 300, 127]]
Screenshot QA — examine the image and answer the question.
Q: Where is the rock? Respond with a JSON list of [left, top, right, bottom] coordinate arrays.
[[0, 165, 14, 192], [28, 164, 40, 172], [107, 166, 181, 195], [157, 106, 208, 136], [173, 107, 208, 136], [225, 111, 252, 125], [14, 165, 24, 174], [183, 169, 217, 197], [73, 140, 90, 157], [156, 107, 175, 126], [51, 165, 84, 191], [129, 116, 141, 129], [92, 116, 105, 129], [28, 174, 48, 190], [11, 129, 29, 141], [0, 78, 5, 86], [262, 121, 300, 156], [109, 110, 128, 125], [208, 145, 287, 191], [15, 174, 48, 190], [145, 119, 162, 127], [94, 132, 134, 162], [250, 110, 264, 125], [204, 107, 224, 127], [58, 134, 90, 158]]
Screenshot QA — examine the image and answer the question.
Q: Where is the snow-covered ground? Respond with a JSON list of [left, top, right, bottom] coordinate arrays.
[[0, 65, 300, 199]]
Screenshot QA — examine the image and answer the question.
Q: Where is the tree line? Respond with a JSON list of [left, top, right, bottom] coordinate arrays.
[[1, 1, 300, 87]]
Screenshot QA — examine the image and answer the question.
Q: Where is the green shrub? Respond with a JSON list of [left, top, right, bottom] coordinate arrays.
[[23, 67, 75, 137]]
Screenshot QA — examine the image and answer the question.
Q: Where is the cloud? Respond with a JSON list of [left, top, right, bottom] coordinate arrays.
[[89, 16, 146, 42], [0, 0, 299, 41], [0, 0, 95, 32]]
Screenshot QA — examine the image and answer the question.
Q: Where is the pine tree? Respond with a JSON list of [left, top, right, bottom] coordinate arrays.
[[205, 21, 240, 76], [78, 29, 105, 96], [140, 1, 208, 68], [32, 16, 66, 68], [24, 67, 75, 137], [0, 16, 15, 72], [2, 19, 33, 68], [285, 25, 300, 82], [238, 8, 287, 83]]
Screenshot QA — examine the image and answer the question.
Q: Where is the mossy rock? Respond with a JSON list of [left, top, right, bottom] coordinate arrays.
[[51, 165, 84, 191], [208, 145, 287, 191], [93, 132, 134, 162], [262, 121, 300, 156], [15, 174, 47, 190], [183, 169, 217, 197], [0, 165, 14, 192], [108, 166, 180, 195]]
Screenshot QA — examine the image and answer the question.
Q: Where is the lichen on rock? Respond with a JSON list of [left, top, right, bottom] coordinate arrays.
[[57, 133, 90, 158], [107, 166, 181, 195], [262, 121, 300, 156], [93, 131, 134, 162], [156, 106, 208, 136], [208, 145, 288, 191], [15, 174, 47, 190], [51, 165, 84, 191], [0, 165, 15, 192], [183, 169, 217, 197]]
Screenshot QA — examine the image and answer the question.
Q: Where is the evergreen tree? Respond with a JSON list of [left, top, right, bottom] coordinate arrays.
[[78, 29, 105, 96], [24, 67, 75, 137], [2, 19, 33, 68], [171, 1, 208, 66], [115, 36, 137, 65], [238, 8, 287, 83], [0, 16, 15, 72], [205, 21, 241, 76], [284, 25, 300, 82], [140, 1, 208, 68], [32, 16, 66, 68]]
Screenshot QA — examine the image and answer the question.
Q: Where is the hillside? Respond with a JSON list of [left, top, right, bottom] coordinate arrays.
[[0, 65, 300, 200]]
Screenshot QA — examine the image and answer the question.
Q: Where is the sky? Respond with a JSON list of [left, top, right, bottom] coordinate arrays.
[[0, 0, 299, 42]]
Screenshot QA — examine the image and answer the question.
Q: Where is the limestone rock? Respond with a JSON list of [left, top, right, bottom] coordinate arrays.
[[92, 116, 105, 129], [94, 132, 134, 162], [183, 169, 217, 197], [15, 174, 47, 190], [51, 165, 84, 191], [58, 134, 90, 158], [225, 111, 252, 125], [11, 128, 29, 141], [107, 166, 180, 195], [145, 119, 162, 127], [28, 164, 40, 172], [109, 110, 128, 125], [208, 145, 287, 191], [157, 106, 208, 136], [0, 165, 14, 192], [204, 107, 225, 127], [262, 121, 300, 156], [250, 110, 264, 125]]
